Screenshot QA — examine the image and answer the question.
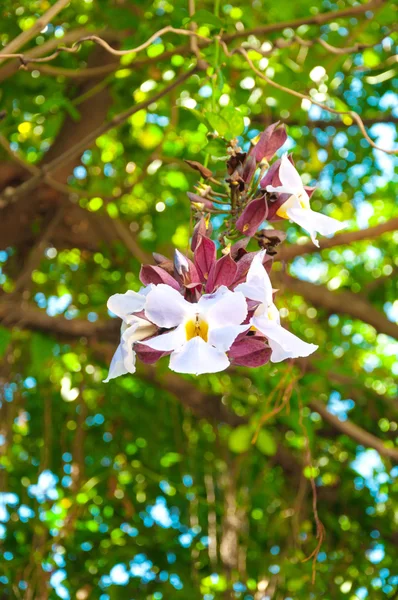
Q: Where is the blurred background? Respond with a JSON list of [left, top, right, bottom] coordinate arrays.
[[0, 0, 397, 598]]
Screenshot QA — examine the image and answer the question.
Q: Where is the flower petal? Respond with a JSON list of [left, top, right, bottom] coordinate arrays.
[[252, 317, 318, 363], [103, 343, 130, 382], [208, 324, 250, 352], [278, 153, 303, 191], [141, 325, 186, 352], [107, 290, 146, 322], [103, 324, 138, 382], [286, 206, 347, 247], [144, 284, 192, 328], [169, 337, 230, 375], [235, 250, 273, 305], [127, 316, 157, 342], [199, 286, 247, 327]]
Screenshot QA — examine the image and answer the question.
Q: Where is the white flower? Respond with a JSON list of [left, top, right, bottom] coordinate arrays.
[[266, 153, 346, 247], [235, 251, 318, 363], [104, 288, 157, 382], [142, 285, 249, 375]]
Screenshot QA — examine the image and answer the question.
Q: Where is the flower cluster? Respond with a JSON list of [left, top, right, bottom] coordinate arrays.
[[105, 121, 346, 380]]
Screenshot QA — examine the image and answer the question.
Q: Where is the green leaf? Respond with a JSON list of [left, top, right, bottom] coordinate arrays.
[[221, 107, 245, 139], [181, 107, 208, 127], [255, 429, 277, 456], [0, 326, 11, 358], [30, 333, 54, 373], [206, 113, 230, 137], [189, 9, 223, 29], [228, 425, 252, 454], [205, 137, 228, 157]]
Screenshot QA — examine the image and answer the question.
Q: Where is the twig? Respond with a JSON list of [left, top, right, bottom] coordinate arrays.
[[242, 31, 394, 59], [188, 0, 201, 59], [0, 27, 211, 65], [238, 47, 398, 156], [297, 390, 325, 585], [0, 0, 70, 64], [222, 0, 383, 42]]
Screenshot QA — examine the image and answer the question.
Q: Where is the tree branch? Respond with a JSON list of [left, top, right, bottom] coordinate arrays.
[[0, 63, 202, 209], [222, 0, 384, 42], [276, 218, 398, 261], [309, 399, 398, 461], [274, 273, 398, 339], [1, 300, 396, 458]]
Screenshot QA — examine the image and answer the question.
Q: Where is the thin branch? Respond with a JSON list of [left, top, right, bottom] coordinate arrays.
[[309, 399, 398, 461], [0, 0, 70, 64], [276, 218, 398, 261], [242, 31, 395, 59], [252, 115, 398, 128], [0, 63, 203, 209], [238, 47, 398, 156], [0, 28, 125, 83], [0, 27, 210, 65], [221, 0, 384, 42]]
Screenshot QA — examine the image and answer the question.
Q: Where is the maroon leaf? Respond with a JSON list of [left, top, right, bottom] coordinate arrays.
[[206, 253, 238, 293], [191, 217, 212, 251], [135, 343, 169, 364], [236, 196, 267, 237], [250, 122, 287, 162], [194, 235, 217, 282], [152, 253, 174, 275], [228, 337, 271, 367], [242, 155, 257, 185], [230, 237, 250, 259], [260, 158, 281, 189], [140, 265, 180, 290], [184, 159, 213, 179]]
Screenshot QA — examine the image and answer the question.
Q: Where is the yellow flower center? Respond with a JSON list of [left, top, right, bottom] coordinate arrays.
[[276, 193, 308, 219], [185, 316, 209, 342]]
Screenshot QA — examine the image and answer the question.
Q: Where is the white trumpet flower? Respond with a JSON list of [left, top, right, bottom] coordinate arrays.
[[236, 251, 318, 362], [104, 288, 157, 382], [142, 285, 249, 375], [266, 153, 346, 247]]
